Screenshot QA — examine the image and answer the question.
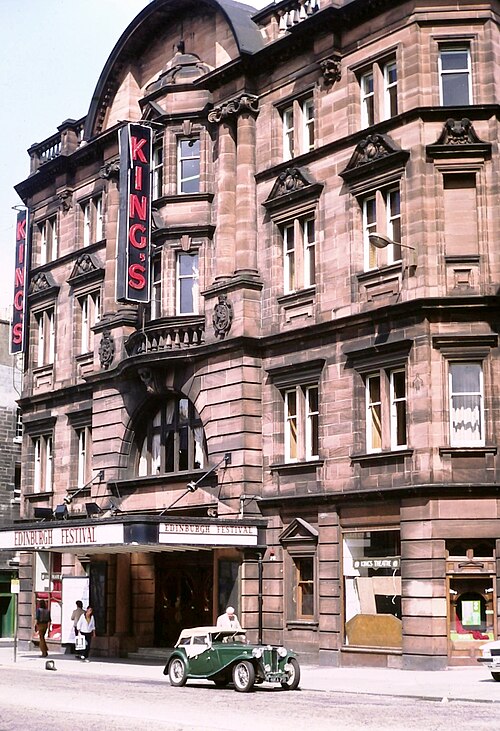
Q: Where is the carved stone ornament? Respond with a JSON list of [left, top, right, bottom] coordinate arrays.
[[28, 272, 55, 296], [138, 367, 159, 394], [320, 56, 342, 86], [212, 294, 233, 339], [208, 94, 259, 124], [68, 253, 101, 281], [434, 118, 484, 146], [98, 329, 115, 370], [58, 188, 73, 212], [100, 159, 121, 180], [273, 168, 307, 197]]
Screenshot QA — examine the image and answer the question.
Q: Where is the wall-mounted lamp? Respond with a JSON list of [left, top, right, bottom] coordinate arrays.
[[53, 504, 69, 520], [368, 233, 416, 270], [33, 507, 53, 521], [85, 502, 103, 518], [64, 469, 105, 505]]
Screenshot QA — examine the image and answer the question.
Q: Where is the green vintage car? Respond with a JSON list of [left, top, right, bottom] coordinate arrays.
[[164, 626, 300, 693]]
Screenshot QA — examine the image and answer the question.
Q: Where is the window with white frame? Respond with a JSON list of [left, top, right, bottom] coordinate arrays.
[[177, 137, 200, 194], [284, 384, 319, 462], [150, 254, 162, 321], [33, 434, 53, 493], [15, 408, 23, 441], [78, 291, 101, 354], [282, 216, 316, 293], [81, 194, 104, 247], [362, 185, 401, 271], [365, 368, 407, 453], [35, 307, 55, 367], [281, 94, 315, 161], [293, 556, 315, 618], [449, 362, 483, 446], [137, 397, 206, 476], [39, 216, 58, 265], [439, 45, 472, 106], [176, 252, 199, 315], [359, 57, 398, 128], [76, 426, 92, 489], [152, 138, 164, 199]]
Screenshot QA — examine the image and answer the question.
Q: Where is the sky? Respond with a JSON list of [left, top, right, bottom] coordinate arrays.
[[0, 0, 270, 319]]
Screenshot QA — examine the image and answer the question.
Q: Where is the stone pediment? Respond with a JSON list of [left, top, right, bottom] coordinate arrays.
[[28, 271, 59, 300], [426, 118, 491, 160], [279, 517, 319, 546], [340, 133, 410, 188], [263, 167, 323, 215], [67, 253, 104, 285]]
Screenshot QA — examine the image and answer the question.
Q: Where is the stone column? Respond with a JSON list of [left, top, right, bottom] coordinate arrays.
[[209, 114, 236, 280], [235, 106, 258, 276], [115, 552, 131, 635], [99, 160, 121, 315]]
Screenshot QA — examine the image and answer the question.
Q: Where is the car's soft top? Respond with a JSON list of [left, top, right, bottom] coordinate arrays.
[[175, 626, 247, 646]]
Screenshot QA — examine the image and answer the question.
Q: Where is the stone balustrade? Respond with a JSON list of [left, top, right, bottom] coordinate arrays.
[[125, 316, 206, 356]]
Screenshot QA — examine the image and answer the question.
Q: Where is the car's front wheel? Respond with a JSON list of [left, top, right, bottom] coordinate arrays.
[[281, 657, 300, 690], [232, 660, 255, 692], [168, 657, 188, 687], [491, 672, 500, 682]]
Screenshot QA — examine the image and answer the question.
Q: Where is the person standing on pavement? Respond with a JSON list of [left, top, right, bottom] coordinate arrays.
[[71, 600, 85, 634], [35, 600, 51, 657], [216, 606, 242, 631], [76, 606, 96, 662]]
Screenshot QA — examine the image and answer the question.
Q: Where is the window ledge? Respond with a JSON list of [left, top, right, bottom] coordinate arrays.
[[439, 445, 497, 457], [350, 449, 413, 464], [269, 459, 324, 474], [356, 262, 403, 283], [276, 286, 316, 307], [286, 620, 319, 630], [25, 491, 54, 502], [108, 469, 216, 495]]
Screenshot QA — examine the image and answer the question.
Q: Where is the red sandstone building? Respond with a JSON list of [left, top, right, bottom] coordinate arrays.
[[2, 0, 500, 669]]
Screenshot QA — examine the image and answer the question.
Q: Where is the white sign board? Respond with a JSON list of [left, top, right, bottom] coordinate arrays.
[[0, 524, 124, 551], [159, 523, 258, 546], [61, 576, 90, 644]]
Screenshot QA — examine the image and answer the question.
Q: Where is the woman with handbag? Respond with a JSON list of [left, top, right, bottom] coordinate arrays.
[[76, 606, 95, 662]]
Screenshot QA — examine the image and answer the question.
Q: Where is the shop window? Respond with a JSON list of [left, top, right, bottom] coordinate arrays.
[[35, 306, 55, 367], [281, 215, 316, 293], [359, 56, 398, 129], [365, 368, 407, 452], [343, 530, 401, 649], [33, 434, 53, 493], [137, 397, 206, 476], [177, 137, 200, 194], [449, 362, 483, 446], [34, 552, 62, 642], [38, 215, 58, 265], [281, 95, 315, 161], [176, 252, 199, 315], [81, 194, 104, 247], [362, 186, 401, 271], [77, 290, 101, 354], [439, 45, 472, 106]]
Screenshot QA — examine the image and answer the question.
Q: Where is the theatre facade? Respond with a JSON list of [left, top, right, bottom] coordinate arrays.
[[4, 0, 500, 669]]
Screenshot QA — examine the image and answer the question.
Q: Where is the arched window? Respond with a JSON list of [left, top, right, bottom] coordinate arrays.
[[137, 397, 206, 476]]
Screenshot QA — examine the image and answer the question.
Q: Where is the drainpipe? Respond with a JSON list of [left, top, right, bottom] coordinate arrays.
[[258, 551, 263, 644]]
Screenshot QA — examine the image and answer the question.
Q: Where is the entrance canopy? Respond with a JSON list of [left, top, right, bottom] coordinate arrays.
[[0, 516, 265, 555]]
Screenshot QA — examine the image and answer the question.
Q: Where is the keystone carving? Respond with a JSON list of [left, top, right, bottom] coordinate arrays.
[[320, 56, 342, 87]]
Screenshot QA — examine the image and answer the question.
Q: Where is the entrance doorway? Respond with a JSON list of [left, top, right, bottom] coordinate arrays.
[[448, 576, 495, 664], [154, 552, 213, 647]]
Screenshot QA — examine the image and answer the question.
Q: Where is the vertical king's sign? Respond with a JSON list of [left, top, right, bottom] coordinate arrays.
[[116, 123, 152, 303], [10, 209, 29, 354]]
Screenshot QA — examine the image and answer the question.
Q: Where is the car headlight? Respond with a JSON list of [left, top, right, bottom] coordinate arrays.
[[277, 647, 287, 658], [252, 648, 263, 659], [264, 664, 271, 672]]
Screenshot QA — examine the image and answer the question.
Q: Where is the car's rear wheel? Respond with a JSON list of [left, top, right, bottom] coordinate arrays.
[[168, 657, 188, 687], [281, 657, 300, 690], [491, 672, 500, 682], [232, 660, 255, 692]]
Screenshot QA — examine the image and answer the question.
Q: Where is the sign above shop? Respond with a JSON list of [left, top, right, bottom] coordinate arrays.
[[0, 524, 124, 551], [159, 522, 258, 546], [353, 557, 400, 570]]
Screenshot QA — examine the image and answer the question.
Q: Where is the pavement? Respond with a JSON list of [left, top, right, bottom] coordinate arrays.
[[0, 638, 498, 703]]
